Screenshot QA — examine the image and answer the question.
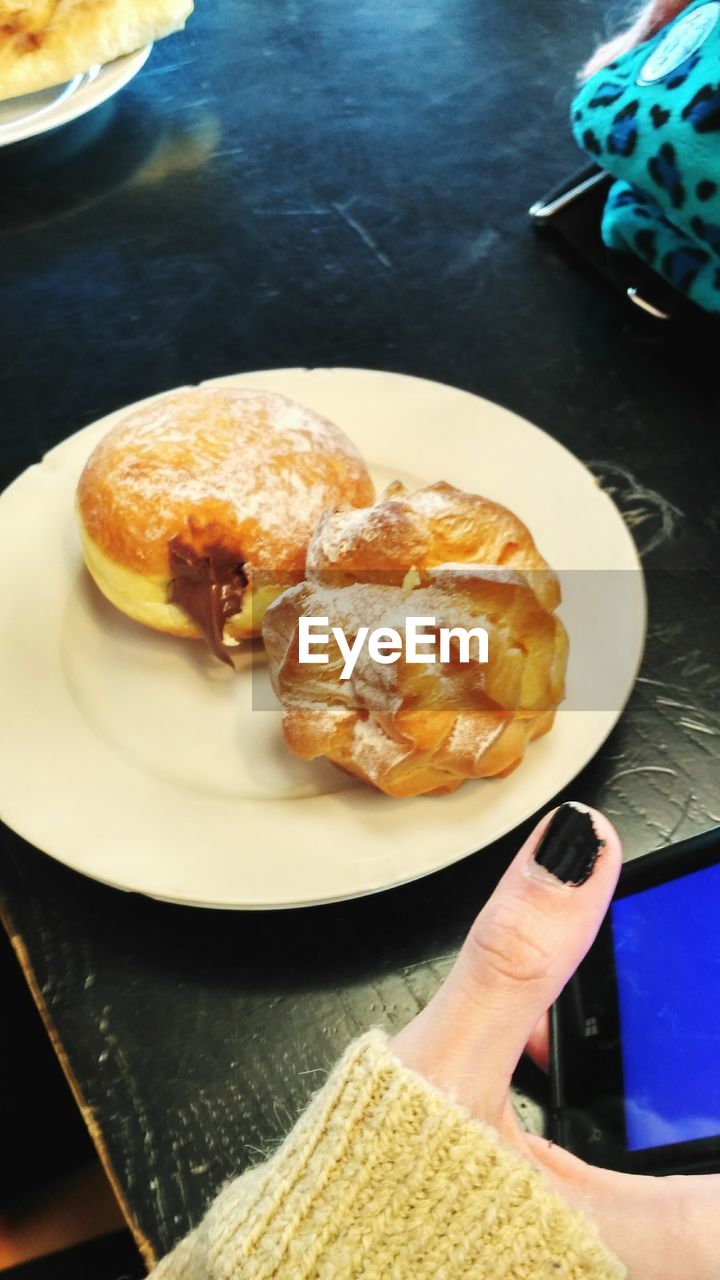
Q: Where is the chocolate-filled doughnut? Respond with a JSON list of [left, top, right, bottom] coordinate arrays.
[[76, 385, 375, 663]]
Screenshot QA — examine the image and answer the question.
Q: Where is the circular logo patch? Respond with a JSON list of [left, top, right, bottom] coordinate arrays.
[[637, 1, 720, 85]]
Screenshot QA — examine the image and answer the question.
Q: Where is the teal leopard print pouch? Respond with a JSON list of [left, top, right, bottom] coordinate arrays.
[[572, 0, 720, 312]]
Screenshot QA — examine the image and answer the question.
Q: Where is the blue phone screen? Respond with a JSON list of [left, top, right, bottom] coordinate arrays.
[[611, 859, 720, 1151]]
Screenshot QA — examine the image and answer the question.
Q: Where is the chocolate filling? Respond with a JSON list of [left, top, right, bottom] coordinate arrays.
[[168, 538, 248, 667]]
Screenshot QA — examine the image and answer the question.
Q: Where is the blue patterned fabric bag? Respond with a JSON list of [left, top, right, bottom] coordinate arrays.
[[572, 0, 720, 312]]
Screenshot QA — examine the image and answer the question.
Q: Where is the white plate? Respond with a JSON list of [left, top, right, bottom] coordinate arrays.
[[0, 45, 151, 147], [0, 369, 645, 908]]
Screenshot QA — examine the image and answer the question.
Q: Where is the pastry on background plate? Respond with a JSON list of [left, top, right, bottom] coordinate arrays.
[[0, 0, 193, 102], [263, 482, 568, 797], [76, 385, 374, 664]]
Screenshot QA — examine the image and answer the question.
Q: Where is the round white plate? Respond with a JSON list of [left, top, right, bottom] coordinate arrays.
[[0, 369, 645, 908], [0, 45, 151, 147]]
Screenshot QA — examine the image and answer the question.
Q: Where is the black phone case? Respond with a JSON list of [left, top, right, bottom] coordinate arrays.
[[530, 162, 720, 335]]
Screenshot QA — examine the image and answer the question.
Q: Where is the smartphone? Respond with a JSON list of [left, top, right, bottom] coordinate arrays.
[[529, 162, 679, 322], [550, 825, 720, 1175]]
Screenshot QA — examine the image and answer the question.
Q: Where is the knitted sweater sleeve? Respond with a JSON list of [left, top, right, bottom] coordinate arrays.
[[151, 1031, 625, 1280]]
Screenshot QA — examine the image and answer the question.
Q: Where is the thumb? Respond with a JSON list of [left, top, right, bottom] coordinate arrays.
[[392, 804, 622, 1120]]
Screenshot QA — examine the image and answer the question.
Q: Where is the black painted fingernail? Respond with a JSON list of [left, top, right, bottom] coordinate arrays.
[[533, 804, 604, 885]]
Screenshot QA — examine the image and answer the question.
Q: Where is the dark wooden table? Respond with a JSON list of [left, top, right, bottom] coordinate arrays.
[[2, 0, 720, 1267]]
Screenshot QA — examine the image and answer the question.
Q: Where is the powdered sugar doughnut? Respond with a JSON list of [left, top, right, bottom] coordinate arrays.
[[76, 385, 374, 663]]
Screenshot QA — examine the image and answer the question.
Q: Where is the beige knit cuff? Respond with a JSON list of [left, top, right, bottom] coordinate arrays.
[[154, 1030, 626, 1280]]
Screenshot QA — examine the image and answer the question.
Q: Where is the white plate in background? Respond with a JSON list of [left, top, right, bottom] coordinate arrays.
[[0, 45, 151, 147]]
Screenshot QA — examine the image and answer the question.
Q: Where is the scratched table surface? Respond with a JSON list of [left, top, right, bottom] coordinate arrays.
[[2, 0, 720, 1266]]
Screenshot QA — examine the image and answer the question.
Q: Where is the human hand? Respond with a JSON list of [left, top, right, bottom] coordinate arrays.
[[390, 803, 720, 1280]]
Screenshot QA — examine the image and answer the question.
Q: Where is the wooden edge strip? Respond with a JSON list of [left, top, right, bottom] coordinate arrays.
[[0, 900, 157, 1270]]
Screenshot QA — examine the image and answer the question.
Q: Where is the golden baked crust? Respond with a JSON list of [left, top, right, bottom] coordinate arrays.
[[263, 483, 568, 797], [307, 479, 560, 612], [0, 0, 192, 101], [75, 385, 375, 641]]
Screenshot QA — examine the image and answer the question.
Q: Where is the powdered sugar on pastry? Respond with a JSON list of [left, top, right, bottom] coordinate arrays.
[[307, 480, 560, 613], [263, 480, 568, 797], [76, 385, 375, 578], [350, 717, 413, 783]]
